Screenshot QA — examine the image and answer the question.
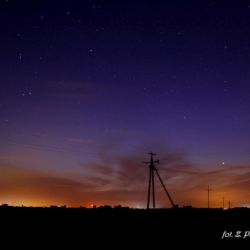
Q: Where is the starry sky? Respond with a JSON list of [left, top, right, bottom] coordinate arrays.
[[1, 0, 250, 208]]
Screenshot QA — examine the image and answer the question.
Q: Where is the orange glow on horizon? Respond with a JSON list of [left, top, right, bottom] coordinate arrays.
[[1, 163, 250, 208]]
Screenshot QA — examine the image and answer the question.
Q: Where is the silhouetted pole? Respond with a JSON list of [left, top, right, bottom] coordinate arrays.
[[145, 152, 158, 209], [152, 168, 155, 208], [207, 185, 211, 209], [144, 152, 176, 209], [154, 168, 175, 208], [222, 196, 224, 209], [147, 167, 152, 209], [228, 200, 231, 209]]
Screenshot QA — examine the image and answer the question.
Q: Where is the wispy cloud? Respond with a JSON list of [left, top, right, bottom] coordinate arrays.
[[66, 138, 96, 145], [81, 146, 250, 207], [46, 80, 105, 100], [1, 144, 250, 208], [103, 128, 145, 138]]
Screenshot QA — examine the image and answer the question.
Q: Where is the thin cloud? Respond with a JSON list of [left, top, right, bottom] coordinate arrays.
[[2, 142, 250, 208], [46, 80, 106, 101]]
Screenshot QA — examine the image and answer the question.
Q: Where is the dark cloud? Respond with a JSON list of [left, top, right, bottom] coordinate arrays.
[[2, 144, 250, 208], [46, 79, 116, 101], [82, 144, 195, 203], [82, 145, 250, 207]]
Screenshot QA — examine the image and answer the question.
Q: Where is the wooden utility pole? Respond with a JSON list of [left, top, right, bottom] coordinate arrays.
[[207, 185, 211, 208], [144, 152, 176, 209]]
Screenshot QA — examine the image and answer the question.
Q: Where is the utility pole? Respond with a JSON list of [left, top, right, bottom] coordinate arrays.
[[144, 152, 176, 209], [207, 185, 211, 209], [228, 200, 231, 209], [222, 196, 225, 209], [205, 186, 217, 208]]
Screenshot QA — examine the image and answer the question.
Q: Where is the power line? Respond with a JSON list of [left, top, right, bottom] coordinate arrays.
[[0, 138, 97, 157]]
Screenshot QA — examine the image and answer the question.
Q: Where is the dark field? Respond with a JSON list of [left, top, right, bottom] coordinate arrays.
[[1, 206, 250, 248]]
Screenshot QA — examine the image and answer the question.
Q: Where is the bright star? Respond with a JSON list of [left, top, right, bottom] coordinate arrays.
[[18, 53, 22, 60]]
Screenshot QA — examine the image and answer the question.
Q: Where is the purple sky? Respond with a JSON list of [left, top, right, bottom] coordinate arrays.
[[0, 0, 250, 207]]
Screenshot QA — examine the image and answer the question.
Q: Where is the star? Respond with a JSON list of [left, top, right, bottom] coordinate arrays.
[[21, 90, 32, 97], [18, 53, 22, 60], [208, 1, 215, 7], [92, 4, 101, 9]]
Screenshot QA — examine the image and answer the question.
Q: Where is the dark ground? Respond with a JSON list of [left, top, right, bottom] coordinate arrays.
[[1, 206, 250, 249]]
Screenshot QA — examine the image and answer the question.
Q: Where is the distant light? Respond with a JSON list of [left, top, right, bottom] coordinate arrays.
[[239, 204, 250, 208], [90, 204, 97, 209], [222, 162, 225, 165]]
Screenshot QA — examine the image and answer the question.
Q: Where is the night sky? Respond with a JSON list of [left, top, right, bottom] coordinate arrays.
[[1, 0, 250, 208]]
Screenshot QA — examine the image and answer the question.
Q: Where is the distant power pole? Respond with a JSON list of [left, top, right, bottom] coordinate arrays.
[[228, 200, 231, 209], [207, 185, 211, 209], [222, 196, 225, 209], [144, 152, 176, 209]]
